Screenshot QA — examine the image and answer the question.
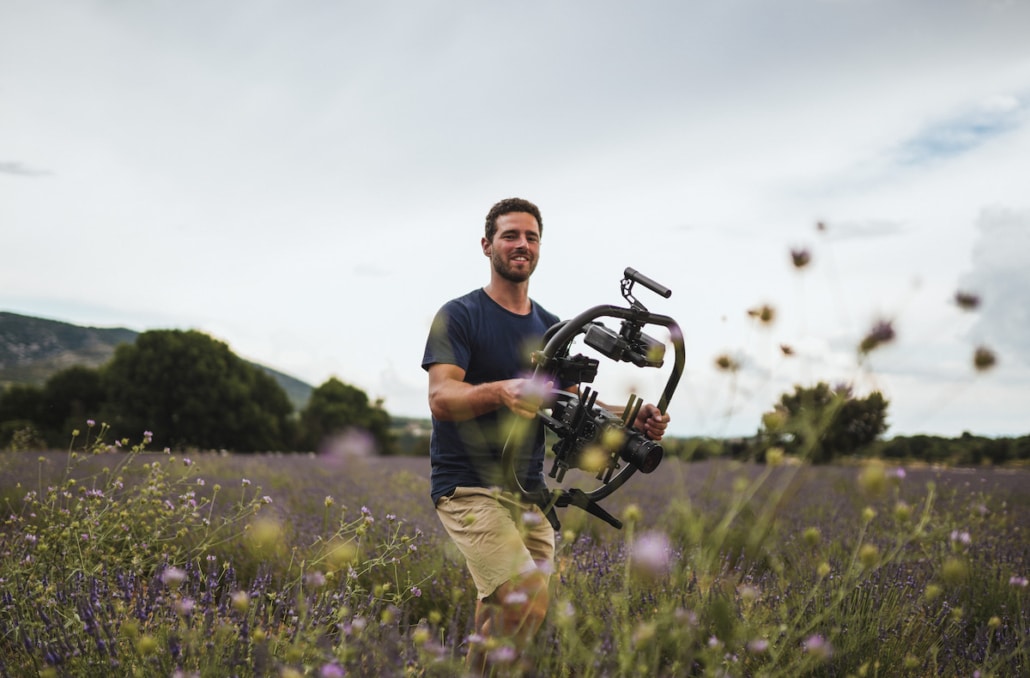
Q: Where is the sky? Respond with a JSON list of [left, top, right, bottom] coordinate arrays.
[[3, 0, 1029, 440]]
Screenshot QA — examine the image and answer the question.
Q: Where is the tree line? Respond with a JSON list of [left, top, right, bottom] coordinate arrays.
[[716, 381, 1029, 466], [3, 335, 1026, 465], [0, 329, 394, 453]]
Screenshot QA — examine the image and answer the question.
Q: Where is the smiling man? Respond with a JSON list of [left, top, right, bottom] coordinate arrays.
[[422, 197, 669, 673]]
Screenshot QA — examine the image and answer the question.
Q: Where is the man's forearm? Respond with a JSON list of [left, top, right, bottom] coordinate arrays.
[[430, 380, 503, 422]]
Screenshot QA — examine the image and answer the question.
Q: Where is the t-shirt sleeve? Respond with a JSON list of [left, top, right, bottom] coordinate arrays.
[[421, 301, 471, 372]]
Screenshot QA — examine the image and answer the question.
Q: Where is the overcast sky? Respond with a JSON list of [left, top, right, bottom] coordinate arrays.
[[3, 0, 1029, 439]]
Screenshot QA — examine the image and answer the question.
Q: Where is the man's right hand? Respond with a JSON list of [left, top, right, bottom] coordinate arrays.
[[498, 378, 553, 419]]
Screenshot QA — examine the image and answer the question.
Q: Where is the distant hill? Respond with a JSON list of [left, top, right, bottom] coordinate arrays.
[[0, 311, 314, 410]]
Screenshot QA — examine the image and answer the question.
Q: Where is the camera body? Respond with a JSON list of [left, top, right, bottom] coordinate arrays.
[[549, 392, 664, 483]]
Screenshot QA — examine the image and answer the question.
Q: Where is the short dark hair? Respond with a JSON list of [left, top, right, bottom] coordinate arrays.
[[484, 198, 543, 241]]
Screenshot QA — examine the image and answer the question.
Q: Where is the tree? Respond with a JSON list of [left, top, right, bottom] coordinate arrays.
[[760, 382, 888, 463], [0, 383, 45, 449], [39, 366, 105, 446], [101, 330, 294, 451], [0, 383, 43, 424], [300, 377, 394, 454]]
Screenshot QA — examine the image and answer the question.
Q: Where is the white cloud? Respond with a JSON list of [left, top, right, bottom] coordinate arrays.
[[0, 161, 51, 176], [961, 207, 1030, 365], [2, 0, 1030, 438], [893, 93, 1029, 166]]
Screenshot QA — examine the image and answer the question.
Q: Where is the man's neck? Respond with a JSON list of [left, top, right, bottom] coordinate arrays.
[[483, 280, 532, 315]]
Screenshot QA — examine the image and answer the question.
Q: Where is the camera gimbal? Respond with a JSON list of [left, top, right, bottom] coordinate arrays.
[[502, 268, 685, 530]]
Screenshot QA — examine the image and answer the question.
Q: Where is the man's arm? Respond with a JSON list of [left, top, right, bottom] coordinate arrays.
[[427, 363, 549, 422]]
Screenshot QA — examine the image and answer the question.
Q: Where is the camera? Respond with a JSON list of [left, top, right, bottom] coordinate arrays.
[[547, 392, 664, 483], [584, 321, 666, 368], [503, 267, 684, 530]]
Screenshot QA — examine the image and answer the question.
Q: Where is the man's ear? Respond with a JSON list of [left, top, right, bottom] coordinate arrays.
[[481, 237, 491, 257]]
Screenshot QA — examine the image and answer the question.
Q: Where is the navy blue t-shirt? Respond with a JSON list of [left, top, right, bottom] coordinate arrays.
[[422, 288, 561, 504]]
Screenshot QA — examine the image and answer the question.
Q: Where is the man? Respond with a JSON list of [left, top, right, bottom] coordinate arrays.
[[422, 197, 669, 673]]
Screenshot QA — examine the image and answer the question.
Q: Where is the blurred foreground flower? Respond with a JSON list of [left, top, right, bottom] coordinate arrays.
[[941, 557, 969, 585], [631, 530, 672, 578], [747, 638, 770, 653], [488, 646, 517, 665], [954, 290, 981, 310], [859, 319, 895, 354], [859, 544, 880, 569], [791, 247, 812, 269], [160, 566, 187, 588], [857, 461, 888, 498], [949, 530, 971, 547], [319, 663, 346, 678], [231, 590, 249, 612], [973, 345, 997, 371], [621, 503, 643, 524], [244, 517, 284, 558], [803, 634, 833, 660], [714, 353, 740, 372], [747, 304, 776, 325]]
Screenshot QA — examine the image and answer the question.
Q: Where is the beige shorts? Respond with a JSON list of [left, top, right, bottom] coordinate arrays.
[[435, 486, 556, 600]]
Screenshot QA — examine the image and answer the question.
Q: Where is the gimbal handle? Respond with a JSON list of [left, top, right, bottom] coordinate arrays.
[[625, 267, 672, 299]]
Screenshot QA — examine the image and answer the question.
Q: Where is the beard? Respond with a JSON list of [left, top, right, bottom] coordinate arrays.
[[492, 249, 537, 283]]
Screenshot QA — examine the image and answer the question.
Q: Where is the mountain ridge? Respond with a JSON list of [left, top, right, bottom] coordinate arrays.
[[0, 311, 314, 409]]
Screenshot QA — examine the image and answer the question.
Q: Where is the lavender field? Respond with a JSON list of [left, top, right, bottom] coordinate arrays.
[[1, 433, 1028, 677]]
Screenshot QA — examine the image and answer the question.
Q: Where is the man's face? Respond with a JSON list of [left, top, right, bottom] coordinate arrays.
[[483, 212, 541, 283]]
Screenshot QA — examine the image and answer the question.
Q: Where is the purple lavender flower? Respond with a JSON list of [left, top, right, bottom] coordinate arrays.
[[631, 531, 672, 577], [747, 638, 769, 653], [488, 646, 517, 665], [319, 662, 346, 678], [174, 597, 195, 616], [803, 634, 833, 659], [161, 566, 187, 587]]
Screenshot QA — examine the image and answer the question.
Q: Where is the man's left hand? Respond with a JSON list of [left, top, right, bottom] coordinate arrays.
[[633, 404, 670, 441]]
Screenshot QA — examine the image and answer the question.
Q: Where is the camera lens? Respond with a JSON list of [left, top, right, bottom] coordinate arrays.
[[620, 433, 663, 473]]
